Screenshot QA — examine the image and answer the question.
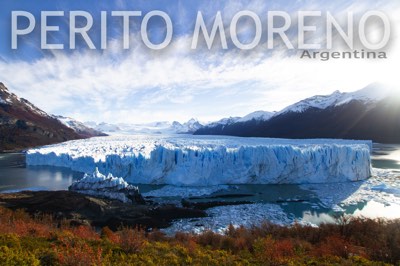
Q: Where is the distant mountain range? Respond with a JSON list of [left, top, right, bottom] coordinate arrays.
[[195, 84, 400, 144], [84, 118, 204, 135], [85, 111, 277, 136], [0, 83, 104, 152], [2, 81, 399, 151]]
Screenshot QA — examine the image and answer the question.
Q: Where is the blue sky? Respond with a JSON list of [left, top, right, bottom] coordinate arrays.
[[0, 0, 399, 123]]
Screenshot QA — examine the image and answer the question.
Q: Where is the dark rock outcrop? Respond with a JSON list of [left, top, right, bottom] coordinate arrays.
[[0, 191, 206, 230]]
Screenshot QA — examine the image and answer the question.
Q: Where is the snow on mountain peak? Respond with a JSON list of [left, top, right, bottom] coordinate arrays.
[[216, 117, 240, 125], [20, 98, 49, 117], [0, 84, 50, 117], [97, 122, 122, 132], [54, 115, 106, 137], [238, 111, 275, 122], [0, 84, 12, 105], [277, 83, 393, 115], [346, 83, 393, 103], [55, 115, 86, 129], [0, 82, 8, 92], [85, 118, 203, 135], [187, 118, 197, 123], [170, 118, 202, 133]]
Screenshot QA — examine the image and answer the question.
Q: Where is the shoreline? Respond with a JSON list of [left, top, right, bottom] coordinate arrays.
[[0, 190, 206, 230]]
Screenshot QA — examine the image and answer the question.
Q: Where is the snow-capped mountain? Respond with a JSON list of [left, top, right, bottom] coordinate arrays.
[[93, 122, 122, 133], [86, 118, 204, 135], [85, 110, 276, 136], [54, 116, 106, 138], [171, 118, 203, 133], [196, 112, 275, 135], [277, 83, 391, 115], [203, 117, 241, 130], [237, 111, 275, 122], [0, 83, 85, 151], [0, 83, 50, 118], [195, 83, 400, 143]]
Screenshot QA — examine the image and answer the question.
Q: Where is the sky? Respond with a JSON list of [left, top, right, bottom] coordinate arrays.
[[0, 0, 399, 124]]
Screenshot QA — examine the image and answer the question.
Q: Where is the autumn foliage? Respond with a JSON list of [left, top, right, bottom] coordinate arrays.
[[0, 206, 399, 265]]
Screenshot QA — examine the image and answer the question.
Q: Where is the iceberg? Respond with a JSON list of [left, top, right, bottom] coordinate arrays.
[[27, 135, 372, 186], [68, 168, 144, 203]]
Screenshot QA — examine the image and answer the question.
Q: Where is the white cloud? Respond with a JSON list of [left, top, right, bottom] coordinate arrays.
[[0, 0, 398, 123]]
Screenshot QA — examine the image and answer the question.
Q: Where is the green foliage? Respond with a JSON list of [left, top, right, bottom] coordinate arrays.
[[0, 245, 40, 266]]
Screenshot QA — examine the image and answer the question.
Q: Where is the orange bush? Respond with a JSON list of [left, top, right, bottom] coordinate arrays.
[[173, 231, 198, 253], [315, 235, 351, 258], [101, 226, 120, 244], [117, 227, 147, 253], [1, 206, 400, 264], [56, 238, 103, 266], [70, 225, 99, 241]]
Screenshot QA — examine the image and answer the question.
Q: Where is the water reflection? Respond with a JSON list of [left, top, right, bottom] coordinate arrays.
[[302, 211, 336, 225], [372, 144, 400, 170], [353, 201, 400, 219], [0, 153, 83, 192], [1, 142, 400, 227]]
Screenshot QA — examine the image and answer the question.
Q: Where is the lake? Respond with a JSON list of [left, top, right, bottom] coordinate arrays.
[[1, 143, 400, 230], [1, 143, 399, 191], [0, 153, 83, 192]]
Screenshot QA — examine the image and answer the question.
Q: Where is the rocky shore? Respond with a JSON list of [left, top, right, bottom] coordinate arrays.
[[0, 190, 206, 230]]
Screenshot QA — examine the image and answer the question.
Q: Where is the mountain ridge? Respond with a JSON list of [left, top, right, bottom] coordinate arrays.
[[194, 84, 400, 143], [0, 83, 103, 152], [54, 115, 107, 138]]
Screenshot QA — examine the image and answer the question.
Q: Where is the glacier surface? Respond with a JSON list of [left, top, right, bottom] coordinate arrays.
[[26, 135, 372, 186]]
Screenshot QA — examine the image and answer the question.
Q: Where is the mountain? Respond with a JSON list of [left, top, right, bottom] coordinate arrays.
[[171, 118, 203, 134], [86, 118, 204, 135], [276, 83, 390, 116], [0, 83, 94, 151], [195, 84, 400, 143], [194, 111, 275, 136], [237, 111, 275, 122], [200, 111, 275, 131], [54, 116, 107, 138], [196, 117, 238, 133]]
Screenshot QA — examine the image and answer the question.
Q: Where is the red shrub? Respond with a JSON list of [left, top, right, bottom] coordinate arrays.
[[70, 225, 99, 241], [101, 226, 120, 244], [56, 239, 103, 266], [316, 235, 351, 258]]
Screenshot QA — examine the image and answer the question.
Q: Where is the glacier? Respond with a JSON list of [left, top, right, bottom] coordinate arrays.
[[68, 168, 141, 203], [26, 135, 372, 186]]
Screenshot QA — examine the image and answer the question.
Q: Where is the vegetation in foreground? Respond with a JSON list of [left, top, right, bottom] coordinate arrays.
[[0, 206, 399, 265]]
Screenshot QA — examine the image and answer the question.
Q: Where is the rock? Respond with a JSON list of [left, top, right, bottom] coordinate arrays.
[[0, 190, 206, 230]]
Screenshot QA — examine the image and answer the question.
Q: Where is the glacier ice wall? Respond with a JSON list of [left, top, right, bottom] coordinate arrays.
[[26, 135, 372, 185]]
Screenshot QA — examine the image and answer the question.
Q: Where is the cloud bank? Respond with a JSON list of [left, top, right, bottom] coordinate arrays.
[[0, 0, 398, 123]]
